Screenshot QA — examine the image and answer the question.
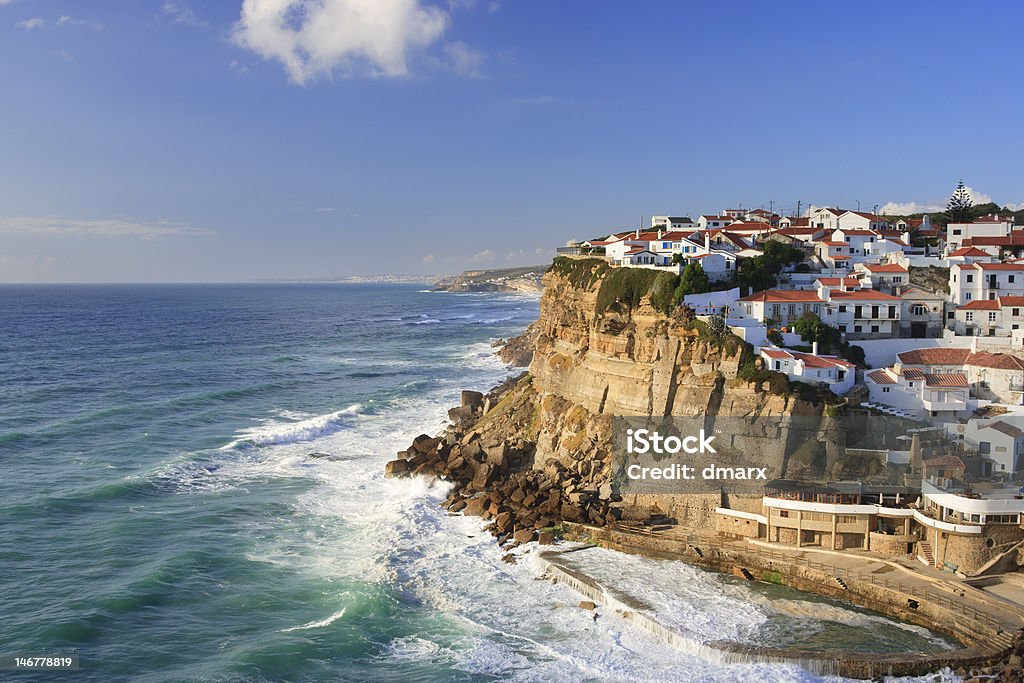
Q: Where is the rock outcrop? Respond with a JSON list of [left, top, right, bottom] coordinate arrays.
[[388, 261, 835, 543]]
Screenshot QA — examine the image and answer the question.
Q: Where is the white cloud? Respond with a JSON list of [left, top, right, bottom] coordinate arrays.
[[16, 17, 45, 30], [422, 253, 436, 264], [162, 1, 207, 27], [1005, 202, 1024, 212], [232, 0, 450, 85], [881, 186, 1008, 215], [16, 15, 102, 30], [467, 248, 496, 264], [443, 40, 484, 77], [0, 216, 212, 238], [56, 15, 103, 29], [229, 58, 249, 73], [879, 200, 944, 215]]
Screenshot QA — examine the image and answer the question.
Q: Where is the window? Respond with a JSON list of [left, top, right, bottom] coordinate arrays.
[[953, 229, 962, 235], [1014, 308, 1020, 316], [839, 305, 847, 313], [1011, 275, 1016, 283], [966, 293, 973, 300], [911, 304, 926, 315], [966, 274, 974, 283], [838, 325, 847, 333], [948, 311, 955, 319], [989, 312, 998, 322], [882, 386, 891, 393], [966, 312, 974, 322], [854, 325, 862, 333], [871, 325, 879, 333]]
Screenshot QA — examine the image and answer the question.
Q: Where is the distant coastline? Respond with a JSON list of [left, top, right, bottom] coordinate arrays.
[[258, 264, 548, 293]]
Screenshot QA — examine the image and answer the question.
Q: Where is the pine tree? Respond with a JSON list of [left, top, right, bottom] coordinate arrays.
[[946, 180, 973, 224]]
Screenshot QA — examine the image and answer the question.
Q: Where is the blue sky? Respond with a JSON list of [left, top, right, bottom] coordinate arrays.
[[1, 0, 1022, 282]]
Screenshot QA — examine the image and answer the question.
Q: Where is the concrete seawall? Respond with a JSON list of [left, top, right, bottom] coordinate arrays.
[[548, 524, 1019, 678]]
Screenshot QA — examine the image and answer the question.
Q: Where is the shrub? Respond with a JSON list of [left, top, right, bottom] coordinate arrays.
[[649, 272, 680, 315], [595, 267, 661, 315], [767, 329, 784, 346], [548, 256, 610, 289], [768, 372, 790, 395]]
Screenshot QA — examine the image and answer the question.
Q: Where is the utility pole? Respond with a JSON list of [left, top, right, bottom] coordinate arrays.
[[856, 200, 861, 211], [769, 199, 774, 215], [796, 200, 802, 217]]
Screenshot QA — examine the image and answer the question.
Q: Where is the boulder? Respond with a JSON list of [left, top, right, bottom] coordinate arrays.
[[578, 600, 597, 611], [463, 497, 488, 517], [472, 463, 497, 490], [411, 434, 438, 453], [447, 405, 476, 427], [598, 482, 613, 501], [461, 390, 484, 410], [485, 443, 508, 468], [513, 528, 535, 544], [494, 511, 514, 533], [384, 459, 409, 478]]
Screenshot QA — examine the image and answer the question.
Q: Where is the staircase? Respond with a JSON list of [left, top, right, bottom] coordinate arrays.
[[833, 576, 849, 590], [917, 541, 935, 567]]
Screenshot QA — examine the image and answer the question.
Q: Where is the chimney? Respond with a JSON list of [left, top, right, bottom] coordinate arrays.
[[812, 340, 819, 356], [704, 231, 710, 251], [658, 229, 663, 239], [635, 228, 639, 239], [840, 279, 847, 292]]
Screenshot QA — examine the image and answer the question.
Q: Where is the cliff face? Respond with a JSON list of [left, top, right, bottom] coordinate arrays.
[[387, 263, 829, 543]]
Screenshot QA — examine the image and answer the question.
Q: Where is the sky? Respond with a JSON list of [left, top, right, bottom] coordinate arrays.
[[1, 0, 1023, 283]]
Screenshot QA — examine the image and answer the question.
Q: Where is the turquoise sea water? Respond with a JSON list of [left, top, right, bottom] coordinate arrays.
[[0, 284, 953, 682]]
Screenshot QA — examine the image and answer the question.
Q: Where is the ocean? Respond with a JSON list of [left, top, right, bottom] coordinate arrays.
[[0, 284, 953, 682]]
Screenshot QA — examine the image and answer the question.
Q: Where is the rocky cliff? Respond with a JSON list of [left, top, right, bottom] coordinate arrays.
[[433, 266, 546, 293], [387, 259, 836, 545]]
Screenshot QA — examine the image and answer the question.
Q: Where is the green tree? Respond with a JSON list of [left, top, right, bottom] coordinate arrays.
[[793, 312, 834, 353], [946, 180, 973, 224], [737, 256, 775, 292], [675, 262, 709, 300]]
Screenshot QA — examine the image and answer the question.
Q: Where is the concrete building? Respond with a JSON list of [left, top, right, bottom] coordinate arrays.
[[945, 215, 1014, 254], [650, 216, 695, 230], [857, 262, 909, 293], [898, 286, 946, 338], [736, 286, 902, 339], [947, 418, 1024, 477], [866, 365, 970, 421]]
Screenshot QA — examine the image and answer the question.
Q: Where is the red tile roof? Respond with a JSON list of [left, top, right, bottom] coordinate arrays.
[[738, 289, 822, 303], [867, 369, 895, 384], [924, 455, 966, 469], [829, 290, 900, 301], [959, 299, 1001, 310], [902, 368, 926, 380], [949, 247, 991, 257], [987, 421, 1024, 438], [924, 373, 968, 387], [863, 263, 908, 273], [897, 348, 972, 365], [978, 262, 1024, 271], [966, 352, 1024, 371]]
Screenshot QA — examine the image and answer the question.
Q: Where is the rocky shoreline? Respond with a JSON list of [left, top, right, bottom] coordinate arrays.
[[385, 372, 619, 553]]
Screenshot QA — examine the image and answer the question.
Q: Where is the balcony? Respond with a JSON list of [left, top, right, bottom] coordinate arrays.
[[922, 398, 968, 412]]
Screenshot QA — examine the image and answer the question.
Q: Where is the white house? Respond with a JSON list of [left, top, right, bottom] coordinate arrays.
[[856, 262, 909, 293], [760, 347, 855, 394], [945, 215, 1014, 254], [866, 364, 970, 421], [651, 216, 695, 230], [947, 247, 996, 266], [838, 211, 890, 232], [697, 215, 735, 230], [953, 297, 1024, 337], [808, 206, 845, 231], [815, 239, 853, 269], [831, 228, 878, 261], [895, 347, 1024, 405], [947, 418, 1024, 476], [949, 262, 1024, 305], [736, 286, 902, 339]]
